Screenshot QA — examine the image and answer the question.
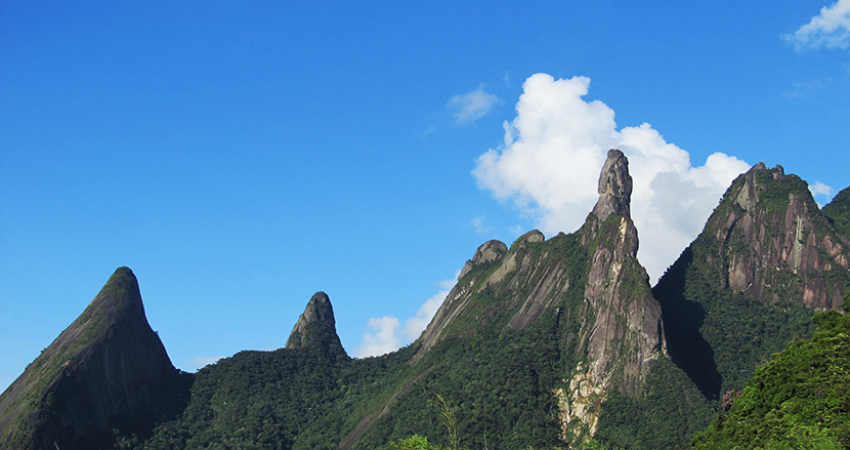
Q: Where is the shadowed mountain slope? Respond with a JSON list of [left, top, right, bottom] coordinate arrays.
[[12, 153, 848, 450], [0, 267, 187, 450], [653, 163, 850, 399]]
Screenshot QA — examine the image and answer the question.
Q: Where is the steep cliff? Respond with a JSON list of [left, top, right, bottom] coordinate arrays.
[[577, 149, 666, 398], [107, 291, 352, 450], [411, 150, 673, 444], [286, 291, 344, 356], [0, 267, 186, 450], [8, 152, 723, 450], [654, 163, 850, 398]]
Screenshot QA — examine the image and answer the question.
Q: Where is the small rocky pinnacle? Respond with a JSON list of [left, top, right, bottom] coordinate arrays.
[[286, 292, 336, 349], [591, 149, 633, 221]]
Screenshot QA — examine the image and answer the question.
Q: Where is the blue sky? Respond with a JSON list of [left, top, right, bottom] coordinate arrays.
[[2, 1, 849, 392]]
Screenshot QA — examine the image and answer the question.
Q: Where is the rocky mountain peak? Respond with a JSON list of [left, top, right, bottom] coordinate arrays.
[[410, 151, 665, 442], [702, 163, 850, 309], [285, 292, 343, 352], [734, 162, 787, 211], [0, 267, 182, 450], [591, 149, 633, 221], [459, 240, 508, 279]]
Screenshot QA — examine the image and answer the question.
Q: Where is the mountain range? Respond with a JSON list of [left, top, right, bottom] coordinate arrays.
[[2, 150, 848, 450]]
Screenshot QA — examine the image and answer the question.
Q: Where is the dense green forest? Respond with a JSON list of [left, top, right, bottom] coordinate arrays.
[[374, 294, 850, 450], [118, 231, 713, 450], [654, 170, 850, 400], [8, 165, 848, 450], [692, 294, 850, 449]]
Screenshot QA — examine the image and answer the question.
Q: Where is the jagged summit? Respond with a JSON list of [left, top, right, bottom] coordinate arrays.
[[710, 162, 848, 308], [591, 149, 633, 221], [654, 161, 850, 399], [0, 267, 182, 450], [578, 149, 664, 397], [458, 240, 508, 279], [410, 149, 666, 441], [286, 291, 344, 353]]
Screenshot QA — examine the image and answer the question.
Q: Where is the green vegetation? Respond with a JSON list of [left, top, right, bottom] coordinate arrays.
[[754, 168, 807, 213], [0, 267, 146, 449], [111, 221, 712, 450], [692, 295, 850, 449], [17, 170, 850, 450], [823, 186, 850, 239], [595, 358, 714, 450], [653, 169, 850, 402]]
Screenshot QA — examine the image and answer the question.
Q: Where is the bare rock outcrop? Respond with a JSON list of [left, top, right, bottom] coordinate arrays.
[[285, 291, 344, 355], [0, 267, 183, 450], [578, 150, 665, 397], [705, 163, 849, 309], [411, 150, 666, 443]]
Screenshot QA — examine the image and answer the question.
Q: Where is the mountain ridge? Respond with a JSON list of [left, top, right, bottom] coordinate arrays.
[[2, 153, 848, 450], [654, 161, 850, 400], [0, 267, 186, 450]]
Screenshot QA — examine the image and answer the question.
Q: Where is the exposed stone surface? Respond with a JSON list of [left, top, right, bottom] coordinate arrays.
[[590, 149, 633, 222], [458, 240, 508, 279], [0, 267, 182, 450], [554, 365, 606, 441], [555, 149, 665, 440], [412, 150, 666, 444], [285, 291, 343, 352], [705, 163, 849, 309]]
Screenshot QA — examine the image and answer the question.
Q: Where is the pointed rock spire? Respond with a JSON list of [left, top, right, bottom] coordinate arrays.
[[591, 149, 633, 221], [286, 292, 343, 352], [0, 267, 182, 450]]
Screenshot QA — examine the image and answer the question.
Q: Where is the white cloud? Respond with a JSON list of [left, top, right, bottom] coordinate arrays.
[[355, 274, 458, 358], [355, 316, 401, 358], [403, 289, 450, 341], [474, 74, 751, 283], [448, 86, 502, 124], [472, 215, 490, 234], [783, 0, 850, 50], [810, 181, 834, 198], [810, 181, 835, 207]]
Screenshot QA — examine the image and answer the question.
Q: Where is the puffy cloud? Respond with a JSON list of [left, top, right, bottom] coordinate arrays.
[[474, 74, 751, 283], [810, 181, 835, 207], [783, 0, 850, 50], [355, 316, 401, 358], [356, 274, 458, 358], [448, 86, 502, 124], [403, 286, 451, 341], [810, 181, 835, 198]]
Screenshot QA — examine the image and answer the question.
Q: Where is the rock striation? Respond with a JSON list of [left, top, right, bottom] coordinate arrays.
[[286, 291, 344, 355], [577, 150, 665, 392], [0, 267, 184, 450], [701, 163, 847, 309], [412, 149, 666, 442], [654, 163, 850, 399]]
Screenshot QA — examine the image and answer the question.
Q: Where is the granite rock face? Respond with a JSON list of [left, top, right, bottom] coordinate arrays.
[[412, 150, 666, 441], [579, 149, 665, 397], [0, 267, 183, 450], [286, 291, 344, 354], [704, 163, 848, 309], [653, 162, 850, 400]]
